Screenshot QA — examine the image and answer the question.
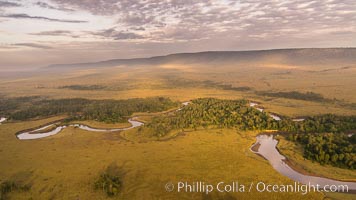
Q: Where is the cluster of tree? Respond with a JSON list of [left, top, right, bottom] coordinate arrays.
[[278, 114, 356, 134], [218, 84, 252, 92], [147, 98, 356, 137], [3, 97, 178, 123], [0, 96, 41, 115], [159, 78, 253, 92], [257, 91, 329, 102], [147, 98, 277, 137], [287, 133, 355, 169]]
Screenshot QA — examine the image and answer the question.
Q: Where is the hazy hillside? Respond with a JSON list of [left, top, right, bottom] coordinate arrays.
[[1, 48, 355, 117], [46, 48, 356, 70]]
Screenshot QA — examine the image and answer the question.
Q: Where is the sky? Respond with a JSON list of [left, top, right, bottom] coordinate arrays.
[[0, 0, 355, 69]]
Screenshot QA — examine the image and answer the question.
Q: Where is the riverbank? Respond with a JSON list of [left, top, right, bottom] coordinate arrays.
[[251, 134, 356, 195], [276, 135, 356, 182]]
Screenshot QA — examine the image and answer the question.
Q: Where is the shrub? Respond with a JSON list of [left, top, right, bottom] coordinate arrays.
[[94, 163, 124, 197]]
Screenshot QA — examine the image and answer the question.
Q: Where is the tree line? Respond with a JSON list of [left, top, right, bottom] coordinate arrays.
[[147, 98, 277, 137], [1, 97, 178, 123], [257, 91, 329, 102], [287, 133, 355, 169]]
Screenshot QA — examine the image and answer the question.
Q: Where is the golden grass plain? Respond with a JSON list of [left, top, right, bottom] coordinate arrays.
[[0, 118, 326, 200]]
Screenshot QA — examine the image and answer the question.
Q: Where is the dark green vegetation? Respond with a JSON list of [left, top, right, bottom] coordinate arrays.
[[94, 163, 124, 197], [287, 133, 355, 169], [0, 96, 41, 114], [147, 98, 356, 136], [0, 97, 178, 123], [0, 180, 31, 200], [60, 85, 106, 90], [220, 85, 252, 92], [257, 91, 329, 102], [280, 114, 356, 134], [157, 78, 252, 92], [146, 98, 277, 137], [145, 98, 356, 169]]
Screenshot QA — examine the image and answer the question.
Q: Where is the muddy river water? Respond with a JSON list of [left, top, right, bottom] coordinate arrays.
[[251, 134, 356, 191]]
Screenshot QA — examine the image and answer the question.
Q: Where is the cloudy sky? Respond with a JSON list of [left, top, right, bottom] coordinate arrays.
[[0, 0, 355, 69]]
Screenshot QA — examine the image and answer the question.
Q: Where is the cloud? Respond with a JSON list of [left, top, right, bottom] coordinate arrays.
[[30, 30, 80, 38], [50, 0, 121, 15], [330, 30, 356, 35], [35, 1, 75, 12], [1, 0, 356, 68], [31, 30, 72, 36], [0, 45, 17, 50], [2, 1, 356, 43], [48, 0, 356, 42], [0, 1, 20, 7], [92, 28, 144, 40], [0, 13, 88, 23], [131, 27, 146, 31], [119, 12, 156, 26], [13, 43, 53, 49], [113, 32, 144, 40]]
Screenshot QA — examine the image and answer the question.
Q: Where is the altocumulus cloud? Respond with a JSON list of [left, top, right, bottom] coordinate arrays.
[[35, 1, 75, 12], [13, 43, 53, 49], [0, 0, 356, 68], [92, 28, 145, 40], [0, 13, 88, 23], [30, 30, 80, 38], [47, 0, 356, 42], [0, 0, 20, 7]]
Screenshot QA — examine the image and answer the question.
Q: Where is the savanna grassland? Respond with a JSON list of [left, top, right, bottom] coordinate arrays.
[[0, 120, 325, 200], [0, 48, 355, 200]]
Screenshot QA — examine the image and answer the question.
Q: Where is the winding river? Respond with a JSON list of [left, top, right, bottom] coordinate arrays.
[[17, 125, 67, 140], [249, 102, 306, 122], [16, 102, 190, 140], [251, 134, 356, 191], [249, 102, 281, 120], [249, 102, 355, 191], [16, 118, 144, 140]]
